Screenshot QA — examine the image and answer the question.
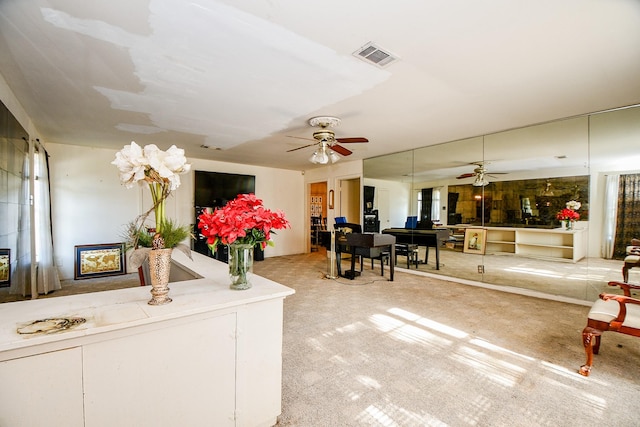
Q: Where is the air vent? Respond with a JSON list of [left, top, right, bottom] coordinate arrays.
[[353, 42, 398, 68]]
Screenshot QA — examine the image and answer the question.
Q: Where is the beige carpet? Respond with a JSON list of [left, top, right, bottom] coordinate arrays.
[[252, 252, 640, 427], [2, 252, 638, 426]]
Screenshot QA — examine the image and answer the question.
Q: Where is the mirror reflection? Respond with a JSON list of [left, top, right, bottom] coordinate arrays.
[[364, 106, 640, 301]]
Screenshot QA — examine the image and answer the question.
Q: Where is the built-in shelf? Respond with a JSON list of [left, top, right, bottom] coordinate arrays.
[[453, 225, 588, 262]]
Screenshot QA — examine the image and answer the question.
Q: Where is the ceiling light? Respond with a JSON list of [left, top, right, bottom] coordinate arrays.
[[316, 150, 329, 164], [473, 175, 488, 187], [309, 151, 319, 163], [309, 142, 340, 165], [328, 150, 340, 163], [541, 180, 554, 196]]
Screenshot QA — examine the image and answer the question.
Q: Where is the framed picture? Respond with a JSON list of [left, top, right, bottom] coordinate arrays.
[[74, 243, 126, 280], [0, 249, 10, 287], [463, 228, 487, 255]]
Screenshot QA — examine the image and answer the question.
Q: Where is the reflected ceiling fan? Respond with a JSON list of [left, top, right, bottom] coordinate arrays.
[[456, 162, 507, 186], [286, 116, 368, 164]]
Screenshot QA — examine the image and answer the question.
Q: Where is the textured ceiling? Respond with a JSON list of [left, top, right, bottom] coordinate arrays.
[[1, 0, 639, 171]]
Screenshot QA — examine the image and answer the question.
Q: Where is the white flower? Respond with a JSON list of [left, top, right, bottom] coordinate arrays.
[[112, 141, 191, 191], [111, 141, 148, 188], [566, 200, 581, 211]]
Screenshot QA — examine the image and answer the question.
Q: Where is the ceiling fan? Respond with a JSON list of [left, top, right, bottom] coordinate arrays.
[[456, 162, 507, 186], [286, 116, 368, 164]]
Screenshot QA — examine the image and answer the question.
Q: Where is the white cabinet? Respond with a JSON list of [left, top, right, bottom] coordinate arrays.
[[0, 251, 294, 427]]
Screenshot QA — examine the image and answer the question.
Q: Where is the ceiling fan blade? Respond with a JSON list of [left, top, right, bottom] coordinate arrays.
[[286, 135, 316, 142], [331, 144, 352, 156], [456, 173, 475, 179], [336, 137, 368, 143], [286, 143, 316, 153]]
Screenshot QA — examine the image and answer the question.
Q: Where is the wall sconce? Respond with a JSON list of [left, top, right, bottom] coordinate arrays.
[[328, 190, 334, 209]]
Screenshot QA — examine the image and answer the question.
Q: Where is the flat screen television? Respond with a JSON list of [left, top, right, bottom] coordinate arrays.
[[193, 171, 257, 259], [194, 171, 255, 208]]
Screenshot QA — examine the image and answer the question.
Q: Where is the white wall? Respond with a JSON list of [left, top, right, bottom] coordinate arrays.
[[363, 178, 411, 229], [47, 143, 305, 280]]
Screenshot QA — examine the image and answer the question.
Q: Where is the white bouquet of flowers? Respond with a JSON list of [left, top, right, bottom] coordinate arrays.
[[566, 200, 581, 211]]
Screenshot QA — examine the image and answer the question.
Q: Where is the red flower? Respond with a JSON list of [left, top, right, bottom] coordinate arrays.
[[556, 208, 580, 221], [197, 193, 290, 250]]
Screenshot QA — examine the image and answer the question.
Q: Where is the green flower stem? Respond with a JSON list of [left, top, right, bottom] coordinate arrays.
[[149, 182, 166, 234]]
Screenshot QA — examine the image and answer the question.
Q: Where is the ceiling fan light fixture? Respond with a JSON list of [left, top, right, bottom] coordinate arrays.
[[473, 175, 489, 187], [309, 151, 319, 164], [328, 150, 340, 163], [316, 149, 329, 164]]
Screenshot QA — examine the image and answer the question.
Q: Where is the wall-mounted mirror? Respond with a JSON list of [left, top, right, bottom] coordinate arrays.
[[364, 106, 640, 301]]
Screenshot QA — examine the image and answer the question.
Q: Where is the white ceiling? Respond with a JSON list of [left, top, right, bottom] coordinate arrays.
[[1, 0, 640, 171]]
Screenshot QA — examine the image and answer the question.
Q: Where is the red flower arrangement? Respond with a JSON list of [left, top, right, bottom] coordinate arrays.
[[556, 208, 580, 221], [197, 193, 290, 250]]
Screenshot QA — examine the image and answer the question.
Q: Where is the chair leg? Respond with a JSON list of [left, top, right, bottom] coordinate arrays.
[[579, 326, 602, 377], [623, 264, 630, 282]]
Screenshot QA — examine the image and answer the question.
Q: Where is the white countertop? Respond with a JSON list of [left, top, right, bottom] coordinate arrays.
[[0, 250, 294, 361]]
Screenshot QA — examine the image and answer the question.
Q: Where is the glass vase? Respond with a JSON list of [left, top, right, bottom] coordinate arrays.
[[228, 243, 254, 290]]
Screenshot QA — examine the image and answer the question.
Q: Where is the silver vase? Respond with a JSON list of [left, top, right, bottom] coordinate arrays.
[[148, 248, 173, 305]]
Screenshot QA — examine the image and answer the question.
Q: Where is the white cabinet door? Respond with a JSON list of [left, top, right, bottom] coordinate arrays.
[[236, 299, 285, 427], [0, 347, 84, 427], [83, 312, 237, 427]]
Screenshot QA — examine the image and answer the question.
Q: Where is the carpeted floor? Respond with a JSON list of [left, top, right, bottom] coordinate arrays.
[[252, 252, 639, 427], [2, 251, 638, 426]]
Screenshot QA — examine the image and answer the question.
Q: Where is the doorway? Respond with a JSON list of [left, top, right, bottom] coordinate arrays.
[[337, 177, 361, 224], [309, 181, 328, 252]]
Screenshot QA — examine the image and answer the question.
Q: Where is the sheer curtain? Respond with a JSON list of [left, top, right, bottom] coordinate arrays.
[[601, 174, 619, 258], [9, 143, 31, 295], [33, 141, 61, 294]]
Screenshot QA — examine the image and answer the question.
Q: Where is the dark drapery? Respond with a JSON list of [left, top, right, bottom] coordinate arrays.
[[613, 173, 640, 259], [421, 188, 433, 222]]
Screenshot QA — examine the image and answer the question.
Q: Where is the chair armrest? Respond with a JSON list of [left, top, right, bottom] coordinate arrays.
[[600, 293, 640, 305], [608, 281, 640, 297], [599, 293, 640, 324]]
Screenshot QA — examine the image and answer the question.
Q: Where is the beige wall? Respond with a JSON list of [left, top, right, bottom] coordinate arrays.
[[48, 143, 306, 280]]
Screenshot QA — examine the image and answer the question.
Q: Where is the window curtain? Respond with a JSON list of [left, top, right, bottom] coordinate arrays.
[[601, 174, 619, 259], [613, 173, 640, 259], [34, 142, 61, 294], [431, 188, 441, 222], [420, 188, 433, 222], [9, 143, 31, 295]]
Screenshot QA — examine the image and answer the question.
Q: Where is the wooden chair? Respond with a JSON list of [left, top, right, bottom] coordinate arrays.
[[622, 238, 640, 282], [579, 281, 640, 376]]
